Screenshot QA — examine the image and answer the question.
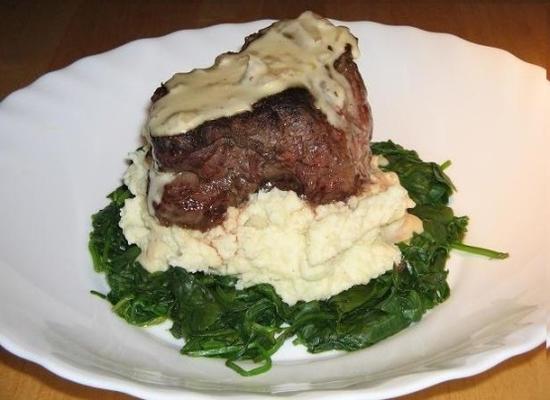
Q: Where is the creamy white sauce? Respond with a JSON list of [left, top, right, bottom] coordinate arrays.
[[147, 11, 359, 137], [146, 167, 175, 217], [120, 149, 423, 305]]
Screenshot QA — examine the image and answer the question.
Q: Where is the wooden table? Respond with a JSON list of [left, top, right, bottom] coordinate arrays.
[[1, 1, 548, 399]]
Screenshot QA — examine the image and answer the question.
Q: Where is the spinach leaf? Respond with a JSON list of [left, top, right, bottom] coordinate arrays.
[[90, 187, 172, 326], [371, 140, 455, 206]]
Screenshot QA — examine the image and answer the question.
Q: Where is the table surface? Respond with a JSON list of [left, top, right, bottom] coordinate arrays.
[[0, 1, 548, 399]]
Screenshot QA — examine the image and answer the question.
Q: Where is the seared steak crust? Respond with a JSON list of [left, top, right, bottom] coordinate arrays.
[[150, 47, 372, 231]]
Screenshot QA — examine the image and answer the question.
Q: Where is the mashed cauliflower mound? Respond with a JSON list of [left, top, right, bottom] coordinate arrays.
[[120, 149, 422, 305]]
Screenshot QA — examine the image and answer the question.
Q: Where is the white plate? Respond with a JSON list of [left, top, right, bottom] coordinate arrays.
[[0, 19, 548, 400]]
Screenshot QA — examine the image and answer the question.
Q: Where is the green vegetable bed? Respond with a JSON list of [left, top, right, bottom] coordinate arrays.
[[89, 140, 506, 376]]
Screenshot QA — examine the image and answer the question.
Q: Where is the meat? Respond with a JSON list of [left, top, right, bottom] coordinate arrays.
[[148, 26, 373, 232]]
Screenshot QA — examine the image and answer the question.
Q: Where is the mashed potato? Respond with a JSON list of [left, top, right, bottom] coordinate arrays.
[[120, 148, 422, 305]]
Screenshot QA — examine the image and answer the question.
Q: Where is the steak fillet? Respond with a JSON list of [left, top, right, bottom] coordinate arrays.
[[149, 37, 373, 232]]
